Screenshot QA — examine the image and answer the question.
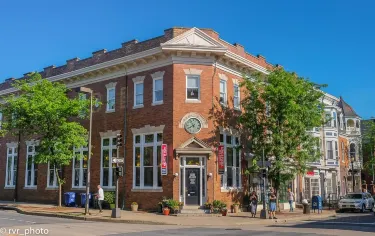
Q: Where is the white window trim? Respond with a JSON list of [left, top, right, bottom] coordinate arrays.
[[25, 144, 37, 188], [132, 132, 163, 190], [151, 71, 164, 106], [233, 84, 240, 110], [220, 132, 241, 191], [133, 76, 145, 109], [100, 137, 117, 189], [0, 112, 3, 129], [186, 75, 201, 102], [106, 87, 116, 112], [72, 146, 88, 189], [5, 144, 17, 188], [219, 79, 227, 106], [46, 162, 60, 189]]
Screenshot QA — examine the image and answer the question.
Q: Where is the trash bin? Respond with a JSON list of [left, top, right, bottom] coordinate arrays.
[[64, 192, 76, 207], [312, 195, 322, 213], [80, 193, 92, 207], [302, 199, 310, 214]]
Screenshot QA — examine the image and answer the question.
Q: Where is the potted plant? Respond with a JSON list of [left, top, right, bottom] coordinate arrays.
[[220, 202, 228, 216], [167, 199, 179, 214], [233, 202, 240, 213], [104, 191, 115, 209], [131, 202, 138, 212]]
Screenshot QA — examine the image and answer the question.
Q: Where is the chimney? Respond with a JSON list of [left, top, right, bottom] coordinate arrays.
[[234, 43, 245, 54], [66, 57, 80, 69], [257, 54, 266, 63], [43, 65, 56, 77], [92, 49, 107, 58], [121, 40, 138, 53]]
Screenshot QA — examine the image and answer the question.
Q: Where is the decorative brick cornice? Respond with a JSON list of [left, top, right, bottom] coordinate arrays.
[[183, 68, 203, 75]]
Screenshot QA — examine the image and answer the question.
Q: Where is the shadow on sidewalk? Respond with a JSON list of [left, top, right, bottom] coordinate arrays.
[[267, 213, 375, 233]]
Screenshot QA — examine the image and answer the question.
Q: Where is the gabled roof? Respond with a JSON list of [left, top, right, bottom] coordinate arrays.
[[338, 96, 360, 117]]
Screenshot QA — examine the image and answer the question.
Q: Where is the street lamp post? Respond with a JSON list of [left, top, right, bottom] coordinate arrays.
[[77, 87, 93, 216], [351, 157, 355, 192]]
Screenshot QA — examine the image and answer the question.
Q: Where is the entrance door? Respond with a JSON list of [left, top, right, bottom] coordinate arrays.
[[185, 168, 200, 205]]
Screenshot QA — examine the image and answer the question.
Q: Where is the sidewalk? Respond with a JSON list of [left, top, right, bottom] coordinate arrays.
[[0, 202, 337, 226]]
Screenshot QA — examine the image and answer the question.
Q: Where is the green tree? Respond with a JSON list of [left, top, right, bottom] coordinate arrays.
[[239, 68, 324, 205], [0, 73, 89, 206], [362, 120, 375, 181]]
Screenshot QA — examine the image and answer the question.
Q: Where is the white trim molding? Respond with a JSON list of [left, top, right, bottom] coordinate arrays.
[[232, 78, 239, 85], [150, 71, 165, 79], [131, 125, 165, 135], [100, 130, 122, 138], [218, 73, 228, 81], [132, 75, 145, 83], [179, 112, 208, 129], [219, 126, 240, 136], [25, 139, 40, 146], [105, 82, 117, 89], [183, 68, 203, 75], [6, 142, 18, 148]]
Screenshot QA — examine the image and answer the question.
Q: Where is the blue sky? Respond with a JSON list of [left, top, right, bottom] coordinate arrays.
[[0, 0, 374, 118]]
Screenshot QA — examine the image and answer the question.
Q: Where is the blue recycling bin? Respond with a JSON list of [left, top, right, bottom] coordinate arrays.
[[64, 192, 76, 207], [80, 193, 92, 207], [312, 195, 323, 213]]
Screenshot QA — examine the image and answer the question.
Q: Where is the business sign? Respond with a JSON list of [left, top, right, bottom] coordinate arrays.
[[218, 145, 225, 175], [161, 144, 168, 175], [112, 158, 124, 164]]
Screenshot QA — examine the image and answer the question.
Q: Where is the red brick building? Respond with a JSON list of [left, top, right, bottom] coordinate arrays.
[[0, 27, 273, 209]]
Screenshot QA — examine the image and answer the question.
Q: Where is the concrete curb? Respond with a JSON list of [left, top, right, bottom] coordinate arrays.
[[0, 205, 174, 225]]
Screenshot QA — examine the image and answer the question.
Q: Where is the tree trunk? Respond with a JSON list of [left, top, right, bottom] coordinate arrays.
[[55, 167, 62, 207]]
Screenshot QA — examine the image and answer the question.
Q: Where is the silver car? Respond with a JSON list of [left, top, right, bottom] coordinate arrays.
[[338, 192, 374, 212]]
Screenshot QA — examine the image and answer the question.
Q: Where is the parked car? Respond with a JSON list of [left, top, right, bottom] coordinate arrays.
[[338, 192, 374, 213]]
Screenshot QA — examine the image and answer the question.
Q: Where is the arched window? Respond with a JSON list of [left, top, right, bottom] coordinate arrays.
[[347, 119, 355, 131], [349, 143, 356, 160]]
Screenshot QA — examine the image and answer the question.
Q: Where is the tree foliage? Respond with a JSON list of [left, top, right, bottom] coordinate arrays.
[[0, 72, 89, 205], [239, 68, 324, 188], [362, 120, 375, 178]]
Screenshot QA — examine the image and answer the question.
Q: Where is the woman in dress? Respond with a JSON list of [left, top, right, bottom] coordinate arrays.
[[249, 191, 258, 218], [269, 193, 277, 219]]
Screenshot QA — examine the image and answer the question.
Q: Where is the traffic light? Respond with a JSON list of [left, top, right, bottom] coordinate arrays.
[[262, 168, 267, 178], [116, 167, 123, 177], [116, 133, 123, 147]]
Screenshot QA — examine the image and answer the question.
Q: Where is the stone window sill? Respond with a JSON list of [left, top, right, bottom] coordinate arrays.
[[71, 187, 86, 190], [152, 101, 163, 106], [45, 187, 58, 190], [24, 186, 37, 190], [131, 188, 163, 192], [105, 109, 115, 113], [220, 187, 243, 193], [133, 105, 144, 109], [4, 186, 15, 190], [185, 99, 201, 104]]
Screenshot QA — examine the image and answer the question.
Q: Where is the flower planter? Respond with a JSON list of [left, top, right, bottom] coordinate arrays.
[[221, 209, 228, 216], [131, 204, 138, 212], [109, 203, 115, 209], [233, 205, 239, 213], [163, 207, 170, 216]]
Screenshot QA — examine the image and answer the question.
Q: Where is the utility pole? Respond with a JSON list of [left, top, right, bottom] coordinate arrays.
[[112, 133, 123, 218], [260, 149, 268, 219]]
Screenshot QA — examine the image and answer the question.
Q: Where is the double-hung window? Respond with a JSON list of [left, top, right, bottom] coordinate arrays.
[[186, 75, 200, 100], [107, 88, 115, 111], [334, 141, 338, 159], [133, 132, 162, 189], [0, 112, 3, 129], [72, 147, 88, 188], [341, 142, 345, 163], [135, 83, 144, 107], [219, 80, 227, 105], [233, 84, 240, 109], [5, 145, 17, 188], [153, 78, 163, 104], [332, 112, 337, 128], [47, 162, 61, 188], [326, 141, 334, 159], [25, 145, 37, 188], [220, 133, 241, 189], [101, 137, 117, 188]]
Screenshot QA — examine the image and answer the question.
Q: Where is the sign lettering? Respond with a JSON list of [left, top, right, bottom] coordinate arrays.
[[218, 145, 225, 175], [161, 144, 168, 175]]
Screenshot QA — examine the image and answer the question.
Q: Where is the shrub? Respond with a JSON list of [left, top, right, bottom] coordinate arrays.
[[104, 191, 115, 204]]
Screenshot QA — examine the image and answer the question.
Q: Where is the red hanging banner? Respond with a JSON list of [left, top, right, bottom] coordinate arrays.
[[218, 145, 225, 175], [161, 144, 168, 175]]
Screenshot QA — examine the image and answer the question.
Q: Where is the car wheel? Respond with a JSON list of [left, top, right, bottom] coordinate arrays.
[[360, 204, 366, 213], [370, 204, 374, 212]]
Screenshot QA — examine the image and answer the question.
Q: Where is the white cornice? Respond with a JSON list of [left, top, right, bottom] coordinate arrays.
[[132, 76, 145, 83], [105, 82, 117, 89], [225, 51, 269, 75]]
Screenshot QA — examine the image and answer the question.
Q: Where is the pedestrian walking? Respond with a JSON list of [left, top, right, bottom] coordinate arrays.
[[249, 191, 258, 218], [269, 193, 277, 219], [288, 188, 294, 212], [96, 185, 104, 214]]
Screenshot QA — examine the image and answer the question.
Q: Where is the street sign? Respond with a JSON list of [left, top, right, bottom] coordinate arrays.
[[161, 144, 167, 175], [218, 145, 225, 175], [112, 158, 124, 164]]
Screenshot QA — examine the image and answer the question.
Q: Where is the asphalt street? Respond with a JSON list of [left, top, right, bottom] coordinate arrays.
[[0, 209, 374, 236]]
